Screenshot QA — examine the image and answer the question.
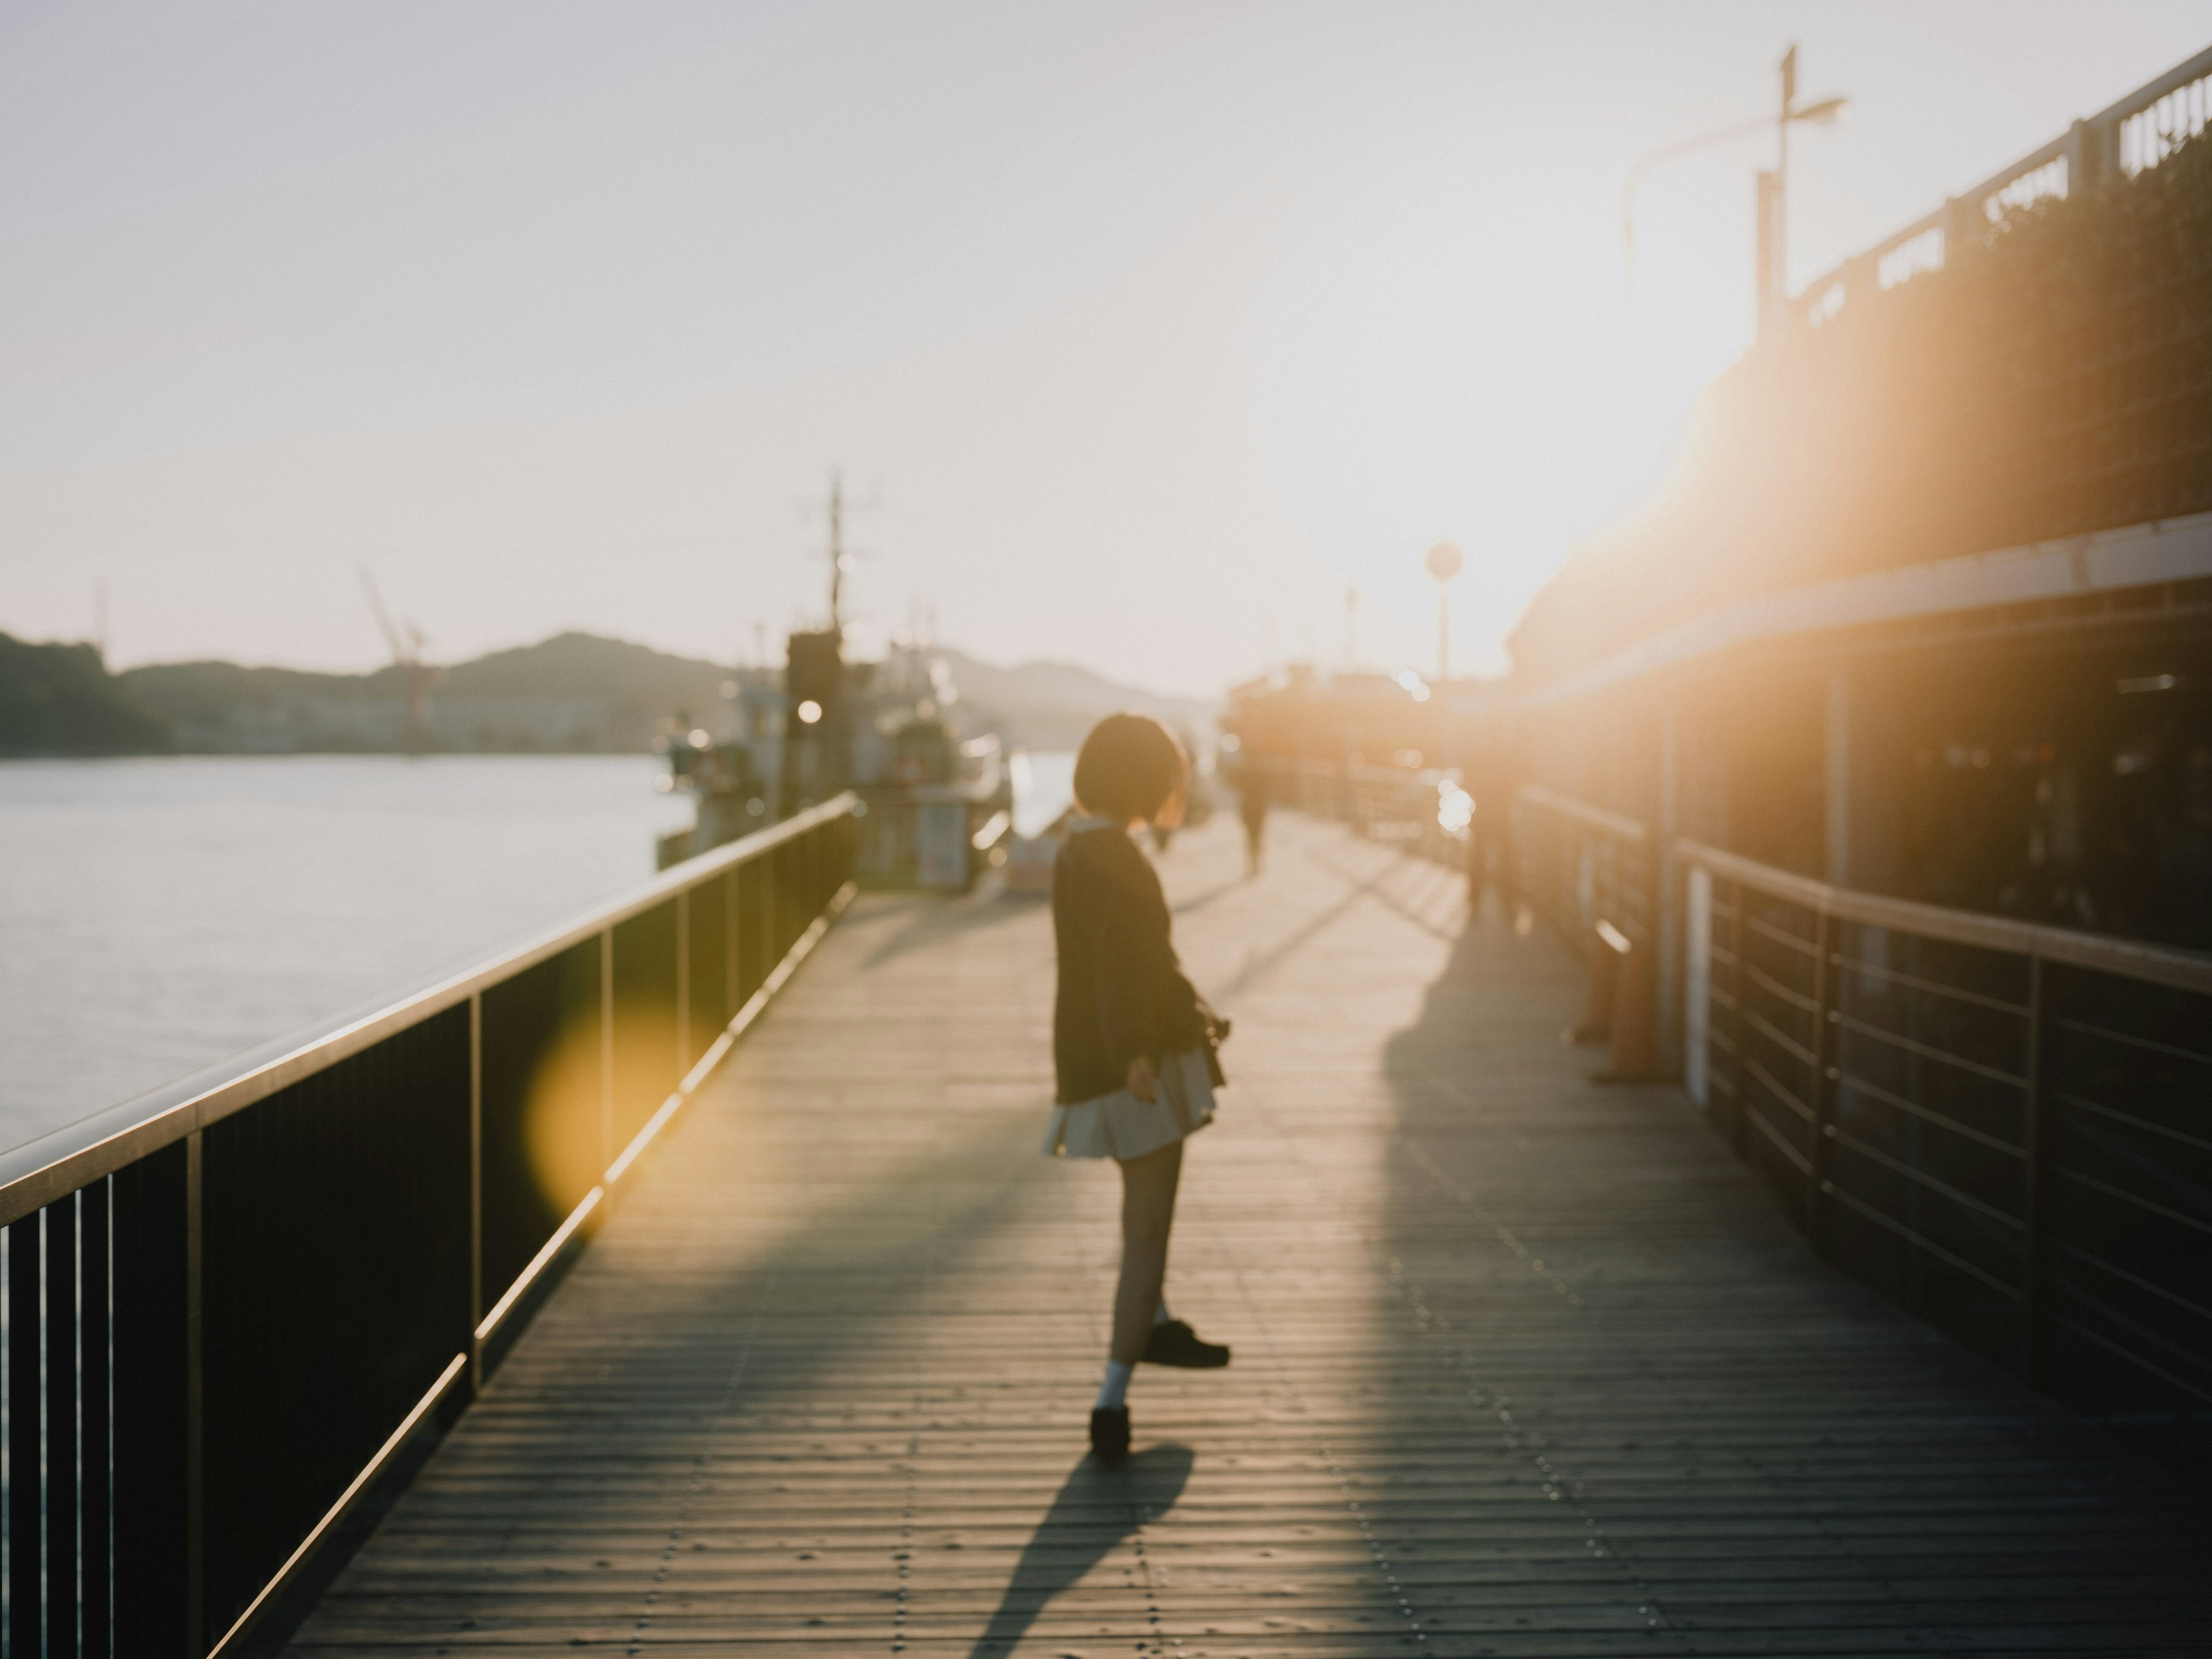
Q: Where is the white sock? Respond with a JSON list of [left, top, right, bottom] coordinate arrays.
[[1096, 1360, 1132, 1410], [1153, 1298, 1174, 1327]]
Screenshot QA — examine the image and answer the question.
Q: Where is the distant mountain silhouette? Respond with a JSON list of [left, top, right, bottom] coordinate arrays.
[[89, 631, 1202, 755], [0, 634, 173, 756], [930, 646, 1208, 751]]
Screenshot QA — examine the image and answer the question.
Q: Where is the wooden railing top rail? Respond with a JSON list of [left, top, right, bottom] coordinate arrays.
[[1676, 836, 2212, 997], [0, 792, 861, 1227], [1516, 783, 1649, 846]]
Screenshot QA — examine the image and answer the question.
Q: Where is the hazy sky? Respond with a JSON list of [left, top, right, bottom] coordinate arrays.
[[3, 2, 2206, 695]]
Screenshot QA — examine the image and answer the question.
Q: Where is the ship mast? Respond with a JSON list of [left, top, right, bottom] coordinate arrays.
[[827, 469, 848, 638]]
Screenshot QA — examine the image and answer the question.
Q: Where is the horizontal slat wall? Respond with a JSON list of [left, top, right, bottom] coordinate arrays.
[[1683, 844, 2212, 1471], [1824, 922, 2035, 1369], [2043, 964, 2212, 1417]]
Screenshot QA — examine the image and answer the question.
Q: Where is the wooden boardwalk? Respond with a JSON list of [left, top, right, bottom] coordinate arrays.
[[289, 813, 2212, 1657]]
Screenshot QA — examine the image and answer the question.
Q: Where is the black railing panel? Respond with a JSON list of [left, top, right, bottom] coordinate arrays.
[[113, 1145, 191, 1659], [687, 873, 732, 1070], [479, 939, 603, 1310], [609, 900, 680, 1152], [10, 1210, 45, 1658], [736, 860, 767, 1008], [80, 1177, 111, 1659], [200, 1005, 473, 1640]]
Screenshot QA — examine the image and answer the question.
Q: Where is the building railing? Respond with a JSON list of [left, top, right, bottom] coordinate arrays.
[[1795, 40, 2212, 328], [3, 793, 859, 1657], [1678, 839, 2212, 1437], [1511, 783, 1651, 959], [1249, 757, 1472, 869]]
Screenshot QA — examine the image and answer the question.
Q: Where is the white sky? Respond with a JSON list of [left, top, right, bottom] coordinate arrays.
[[2, 2, 2206, 696]]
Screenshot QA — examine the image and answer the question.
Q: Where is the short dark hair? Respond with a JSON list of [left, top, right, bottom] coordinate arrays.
[[1073, 713, 1189, 823]]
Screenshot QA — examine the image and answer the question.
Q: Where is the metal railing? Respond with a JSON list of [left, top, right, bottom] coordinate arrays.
[[1796, 41, 2212, 327], [1, 793, 859, 1657], [1680, 840, 2212, 1430], [1249, 757, 1473, 869], [1511, 784, 1651, 959]]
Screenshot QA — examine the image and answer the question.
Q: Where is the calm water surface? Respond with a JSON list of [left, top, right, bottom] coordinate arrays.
[[0, 750, 1080, 1158], [0, 756, 690, 1150]]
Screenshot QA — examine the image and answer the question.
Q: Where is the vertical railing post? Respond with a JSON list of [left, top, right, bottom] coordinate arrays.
[[2023, 955, 2053, 1389], [185, 1129, 204, 1656], [82, 1179, 111, 1659], [46, 1192, 77, 1647], [598, 930, 615, 1172], [725, 870, 741, 1022], [756, 855, 774, 998], [1807, 908, 1836, 1244], [675, 889, 690, 1077], [468, 993, 484, 1393], [113, 1141, 191, 1658], [11, 1210, 43, 1658], [1728, 879, 1749, 1157]]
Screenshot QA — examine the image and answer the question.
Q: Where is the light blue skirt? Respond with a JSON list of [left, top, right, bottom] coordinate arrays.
[[1041, 1048, 1217, 1160]]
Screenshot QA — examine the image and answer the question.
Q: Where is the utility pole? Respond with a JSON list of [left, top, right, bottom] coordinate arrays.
[[1344, 588, 1359, 671], [1777, 44, 1797, 314], [827, 469, 848, 635], [1425, 541, 1464, 684], [1624, 44, 1843, 332]]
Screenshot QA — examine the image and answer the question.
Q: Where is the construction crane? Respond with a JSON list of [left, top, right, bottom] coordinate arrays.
[[358, 567, 438, 753]]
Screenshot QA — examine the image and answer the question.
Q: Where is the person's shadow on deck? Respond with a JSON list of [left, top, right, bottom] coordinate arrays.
[[965, 1443, 1194, 1657]]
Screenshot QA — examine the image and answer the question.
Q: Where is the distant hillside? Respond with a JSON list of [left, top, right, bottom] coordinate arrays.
[[935, 648, 1210, 751], [119, 632, 730, 753], [0, 634, 174, 756], [107, 631, 1203, 755], [440, 632, 729, 709]]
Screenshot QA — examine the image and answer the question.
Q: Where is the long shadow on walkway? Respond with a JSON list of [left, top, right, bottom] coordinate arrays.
[[964, 1444, 1194, 1658]]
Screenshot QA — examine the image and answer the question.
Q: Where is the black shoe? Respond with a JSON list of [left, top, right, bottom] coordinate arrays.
[[1142, 1319, 1231, 1369], [1090, 1406, 1131, 1464]]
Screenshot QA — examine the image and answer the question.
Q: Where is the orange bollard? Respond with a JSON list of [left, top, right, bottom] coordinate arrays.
[[1568, 919, 1625, 1044], [1594, 922, 1673, 1085]]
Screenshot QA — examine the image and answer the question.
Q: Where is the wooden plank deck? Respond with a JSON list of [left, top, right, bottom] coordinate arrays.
[[287, 811, 2212, 1658]]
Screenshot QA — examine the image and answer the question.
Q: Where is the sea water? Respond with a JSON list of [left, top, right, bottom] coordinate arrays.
[[0, 755, 690, 1151], [0, 749, 1081, 1157]]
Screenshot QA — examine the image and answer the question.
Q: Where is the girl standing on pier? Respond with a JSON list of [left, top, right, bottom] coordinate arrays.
[[1044, 714, 1232, 1464]]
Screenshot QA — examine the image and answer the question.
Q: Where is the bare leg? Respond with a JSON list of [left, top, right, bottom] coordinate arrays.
[[1110, 1139, 1183, 1366]]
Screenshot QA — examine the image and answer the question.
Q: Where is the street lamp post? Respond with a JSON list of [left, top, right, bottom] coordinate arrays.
[[1424, 541, 1463, 684], [1768, 46, 1847, 327], [1622, 43, 1846, 328]]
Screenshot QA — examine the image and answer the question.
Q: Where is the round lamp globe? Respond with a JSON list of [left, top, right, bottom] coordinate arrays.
[[1425, 541, 1464, 584]]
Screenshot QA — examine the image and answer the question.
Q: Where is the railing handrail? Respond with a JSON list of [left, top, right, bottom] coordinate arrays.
[[0, 791, 860, 1228], [1794, 40, 2212, 317], [1517, 782, 1649, 845], [1675, 836, 2212, 997], [1517, 510, 2212, 710]]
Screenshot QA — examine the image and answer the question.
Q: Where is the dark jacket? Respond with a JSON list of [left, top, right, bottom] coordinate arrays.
[[1052, 824, 1211, 1105]]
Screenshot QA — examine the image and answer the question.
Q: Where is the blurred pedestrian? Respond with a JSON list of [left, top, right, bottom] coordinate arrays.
[[1238, 760, 1270, 875], [1044, 714, 1232, 1465]]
